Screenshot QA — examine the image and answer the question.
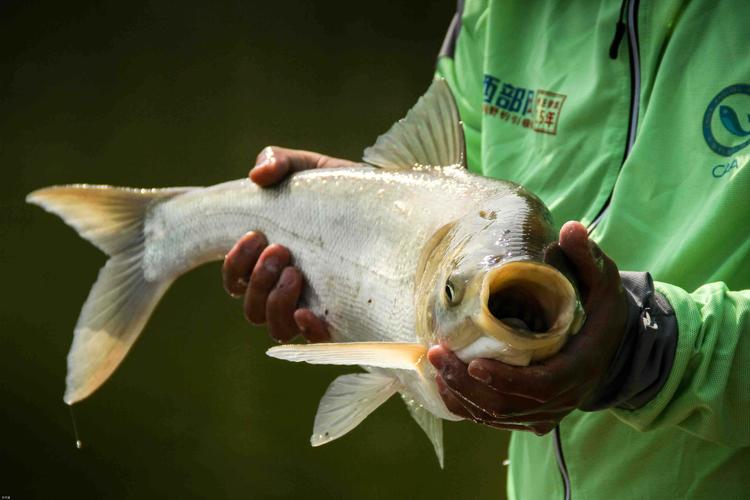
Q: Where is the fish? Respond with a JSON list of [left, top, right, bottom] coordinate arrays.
[[719, 104, 750, 137], [26, 79, 584, 467]]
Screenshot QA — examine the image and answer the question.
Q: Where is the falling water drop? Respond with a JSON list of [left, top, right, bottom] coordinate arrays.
[[68, 405, 83, 450]]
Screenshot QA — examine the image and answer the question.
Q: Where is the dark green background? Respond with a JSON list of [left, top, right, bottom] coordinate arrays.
[[1, 1, 511, 498]]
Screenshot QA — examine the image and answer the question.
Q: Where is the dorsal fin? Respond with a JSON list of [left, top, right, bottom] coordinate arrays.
[[363, 78, 466, 171]]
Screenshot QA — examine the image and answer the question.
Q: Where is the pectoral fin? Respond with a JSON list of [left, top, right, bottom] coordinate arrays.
[[312, 372, 399, 447], [266, 342, 427, 370]]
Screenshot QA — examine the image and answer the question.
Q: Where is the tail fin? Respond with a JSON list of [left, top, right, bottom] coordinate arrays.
[[27, 184, 191, 404]]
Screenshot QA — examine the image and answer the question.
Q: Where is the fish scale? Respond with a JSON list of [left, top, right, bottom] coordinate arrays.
[[145, 169, 484, 345]]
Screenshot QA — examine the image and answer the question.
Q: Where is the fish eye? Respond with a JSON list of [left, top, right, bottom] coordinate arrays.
[[444, 281, 457, 305]]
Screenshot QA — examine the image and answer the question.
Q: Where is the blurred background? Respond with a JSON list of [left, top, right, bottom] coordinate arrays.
[[1, 1, 511, 498]]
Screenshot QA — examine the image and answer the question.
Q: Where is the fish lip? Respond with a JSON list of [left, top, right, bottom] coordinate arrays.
[[474, 260, 578, 350]]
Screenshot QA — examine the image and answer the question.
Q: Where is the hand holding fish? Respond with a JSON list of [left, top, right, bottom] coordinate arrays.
[[428, 221, 629, 435], [28, 80, 592, 466], [222, 146, 357, 342]]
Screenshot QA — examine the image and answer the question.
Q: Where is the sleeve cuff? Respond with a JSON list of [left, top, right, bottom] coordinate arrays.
[[581, 272, 678, 411], [609, 282, 701, 430]]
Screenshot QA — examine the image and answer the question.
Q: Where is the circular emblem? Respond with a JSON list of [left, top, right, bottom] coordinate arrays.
[[703, 84, 750, 157]]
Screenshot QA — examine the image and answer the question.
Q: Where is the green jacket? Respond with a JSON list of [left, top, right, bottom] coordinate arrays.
[[437, 0, 750, 498]]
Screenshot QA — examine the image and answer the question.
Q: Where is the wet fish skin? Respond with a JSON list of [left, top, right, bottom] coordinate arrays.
[[26, 79, 583, 467]]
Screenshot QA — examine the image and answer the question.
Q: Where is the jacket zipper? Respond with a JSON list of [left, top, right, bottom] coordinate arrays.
[[588, 0, 641, 232], [556, 2, 642, 498], [553, 426, 572, 500]]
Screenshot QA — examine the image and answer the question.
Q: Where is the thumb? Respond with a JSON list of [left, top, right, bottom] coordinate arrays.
[[558, 221, 608, 294], [250, 146, 355, 186]]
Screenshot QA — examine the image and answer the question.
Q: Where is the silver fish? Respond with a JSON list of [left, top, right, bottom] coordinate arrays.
[[27, 80, 583, 466]]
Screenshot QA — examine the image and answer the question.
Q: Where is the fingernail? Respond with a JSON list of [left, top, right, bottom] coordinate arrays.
[[468, 364, 492, 384], [264, 257, 280, 273], [255, 147, 275, 169], [427, 346, 444, 370], [254, 158, 273, 170]]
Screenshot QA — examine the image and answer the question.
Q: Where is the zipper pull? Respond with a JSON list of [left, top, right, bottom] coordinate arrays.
[[609, 0, 629, 59], [609, 20, 626, 59]]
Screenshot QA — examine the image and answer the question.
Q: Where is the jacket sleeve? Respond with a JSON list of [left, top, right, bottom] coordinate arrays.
[[611, 280, 750, 447]]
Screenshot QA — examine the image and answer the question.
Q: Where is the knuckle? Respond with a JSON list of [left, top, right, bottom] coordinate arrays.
[[314, 154, 333, 170]]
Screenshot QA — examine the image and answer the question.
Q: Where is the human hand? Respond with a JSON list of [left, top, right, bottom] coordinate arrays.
[[428, 221, 630, 435], [222, 146, 357, 342]]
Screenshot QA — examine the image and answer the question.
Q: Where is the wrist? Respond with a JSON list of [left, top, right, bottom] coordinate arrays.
[[581, 272, 677, 411]]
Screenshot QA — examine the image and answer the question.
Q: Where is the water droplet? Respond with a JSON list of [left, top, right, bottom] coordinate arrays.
[[68, 405, 83, 450]]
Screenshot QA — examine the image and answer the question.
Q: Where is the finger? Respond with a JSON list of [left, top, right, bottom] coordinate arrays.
[[438, 374, 565, 429], [483, 410, 570, 425], [435, 375, 475, 420], [479, 421, 536, 432], [543, 242, 577, 286], [294, 309, 330, 343], [429, 346, 541, 417], [467, 357, 575, 405], [250, 146, 355, 186], [244, 244, 291, 324], [558, 221, 618, 298], [222, 231, 268, 297], [266, 266, 303, 342]]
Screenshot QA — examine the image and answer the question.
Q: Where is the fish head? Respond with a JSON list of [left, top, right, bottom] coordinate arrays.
[[416, 190, 585, 366]]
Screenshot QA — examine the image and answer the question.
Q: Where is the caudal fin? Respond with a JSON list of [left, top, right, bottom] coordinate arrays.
[[27, 184, 190, 404]]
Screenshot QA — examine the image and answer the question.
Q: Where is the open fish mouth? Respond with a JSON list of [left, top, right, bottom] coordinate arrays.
[[472, 261, 580, 358]]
